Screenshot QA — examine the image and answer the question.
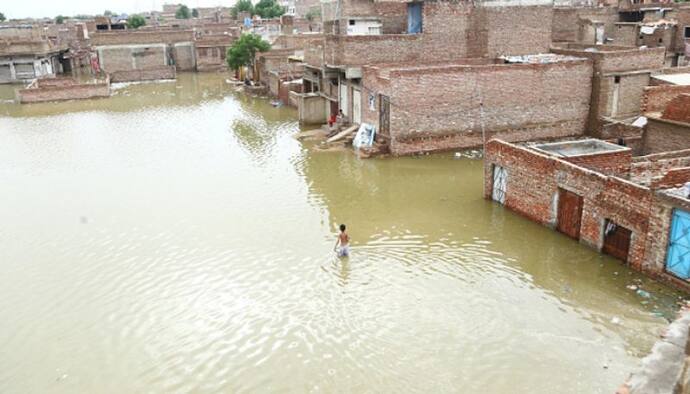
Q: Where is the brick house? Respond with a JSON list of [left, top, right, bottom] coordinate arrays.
[[484, 137, 690, 292], [297, 0, 555, 128], [360, 55, 593, 155]]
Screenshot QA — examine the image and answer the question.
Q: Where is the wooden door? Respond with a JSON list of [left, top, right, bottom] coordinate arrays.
[[557, 188, 583, 240], [602, 221, 631, 262]]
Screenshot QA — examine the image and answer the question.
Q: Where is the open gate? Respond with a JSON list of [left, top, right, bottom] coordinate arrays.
[[557, 188, 583, 240], [666, 209, 690, 280], [491, 165, 507, 204]]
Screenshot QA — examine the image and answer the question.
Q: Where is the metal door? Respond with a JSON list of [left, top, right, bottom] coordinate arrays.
[[352, 89, 361, 125], [491, 165, 507, 204], [557, 188, 583, 239], [602, 220, 631, 262], [379, 95, 390, 137], [666, 209, 690, 279]]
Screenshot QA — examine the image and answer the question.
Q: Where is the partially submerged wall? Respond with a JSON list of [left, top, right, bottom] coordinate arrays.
[[362, 59, 592, 155], [109, 66, 176, 82], [17, 77, 110, 103], [484, 138, 690, 292]]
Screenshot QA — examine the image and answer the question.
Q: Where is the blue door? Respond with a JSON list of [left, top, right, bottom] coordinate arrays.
[[666, 209, 690, 279], [407, 3, 422, 34]]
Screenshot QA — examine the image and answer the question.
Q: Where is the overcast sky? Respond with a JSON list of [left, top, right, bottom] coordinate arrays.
[[2, 0, 236, 19]]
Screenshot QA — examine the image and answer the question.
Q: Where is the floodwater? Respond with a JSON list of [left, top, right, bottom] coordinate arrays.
[[0, 73, 683, 393]]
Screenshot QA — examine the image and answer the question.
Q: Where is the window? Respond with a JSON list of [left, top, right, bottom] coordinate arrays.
[[614, 76, 621, 84], [659, 38, 663, 44], [349, 20, 355, 26], [685, 26, 690, 39]]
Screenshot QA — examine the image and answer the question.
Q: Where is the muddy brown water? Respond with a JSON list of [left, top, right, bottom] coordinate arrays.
[[0, 73, 683, 393]]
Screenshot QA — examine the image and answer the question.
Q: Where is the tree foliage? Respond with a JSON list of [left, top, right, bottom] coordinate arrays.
[[175, 4, 191, 19], [226, 33, 271, 70], [192, 8, 199, 18], [55, 15, 65, 24], [127, 14, 146, 29], [254, 0, 285, 19], [231, 0, 254, 18], [0, 12, 6, 22]]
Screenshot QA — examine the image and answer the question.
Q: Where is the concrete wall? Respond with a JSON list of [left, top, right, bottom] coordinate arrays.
[[362, 59, 593, 155], [296, 93, 328, 124]]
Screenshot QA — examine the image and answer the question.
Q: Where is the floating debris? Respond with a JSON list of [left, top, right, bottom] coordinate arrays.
[[636, 289, 651, 298]]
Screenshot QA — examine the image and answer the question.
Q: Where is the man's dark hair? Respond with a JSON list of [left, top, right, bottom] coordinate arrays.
[[339, 224, 346, 232]]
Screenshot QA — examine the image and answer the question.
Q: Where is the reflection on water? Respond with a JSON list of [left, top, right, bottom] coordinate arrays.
[[0, 73, 682, 394]]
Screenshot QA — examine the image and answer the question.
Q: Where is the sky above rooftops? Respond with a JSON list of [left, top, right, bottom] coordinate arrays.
[[2, 0, 234, 19]]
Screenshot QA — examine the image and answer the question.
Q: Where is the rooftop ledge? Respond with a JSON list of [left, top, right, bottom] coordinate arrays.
[[531, 138, 630, 158]]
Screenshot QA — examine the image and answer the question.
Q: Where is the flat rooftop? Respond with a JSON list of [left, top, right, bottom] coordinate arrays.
[[652, 74, 690, 86], [532, 139, 629, 157]]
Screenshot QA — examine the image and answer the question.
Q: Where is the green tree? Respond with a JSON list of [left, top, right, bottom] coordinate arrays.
[[226, 33, 271, 70], [192, 8, 199, 18], [231, 0, 254, 18], [254, 0, 285, 19], [305, 9, 320, 22], [175, 5, 191, 19], [0, 12, 6, 22], [127, 14, 146, 29], [104, 10, 113, 16], [55, 15, 65, 24]]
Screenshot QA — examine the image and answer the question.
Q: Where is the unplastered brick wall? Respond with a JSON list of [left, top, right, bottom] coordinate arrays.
[[663, 94, 690, 123], [18, 81, 110, 103], [362, 59, 592, 155], [97, 45, 168, 72], [314, 3, 554, 68], [650, 167, 690, 189], [631, 149, 690, 185], [484, 139, 654, 275], [562, 149, 633, 178], [642, 85, 690, 113], [643, 117, 690, 155], [90, 30, 195, 46], [109, 66, 176, 82], [550, 45, 665, 74]]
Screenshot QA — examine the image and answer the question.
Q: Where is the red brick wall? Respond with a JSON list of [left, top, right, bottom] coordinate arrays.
[[563, 149, 632, 177], [484, 139, 654, 275], [642, 85, 690, 113], [650, 167, 690, 189], [662, 94, 690, 123], [362, 59, 592, 155]]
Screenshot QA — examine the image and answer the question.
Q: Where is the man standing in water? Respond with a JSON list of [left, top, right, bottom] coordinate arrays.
[[334, 224, 350, 257]]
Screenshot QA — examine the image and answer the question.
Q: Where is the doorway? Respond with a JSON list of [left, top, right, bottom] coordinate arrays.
[[557, 188, 583, 239], [602, 220, 632, 262], [666, 209, 690, 280], [491, 165, 507, 204]]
